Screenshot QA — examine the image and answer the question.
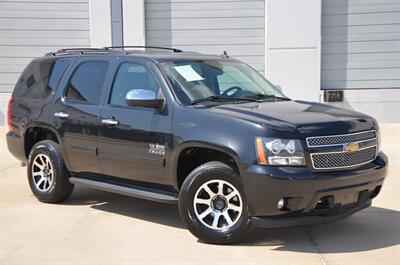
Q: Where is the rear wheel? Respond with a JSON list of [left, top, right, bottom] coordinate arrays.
[[27, 140, 74, 203], [179, 161, 252, 244]]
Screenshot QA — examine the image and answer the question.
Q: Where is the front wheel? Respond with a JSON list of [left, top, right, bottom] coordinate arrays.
[[179, 161, 252, 244]]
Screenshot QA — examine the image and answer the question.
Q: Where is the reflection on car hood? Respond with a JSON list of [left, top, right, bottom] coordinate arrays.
[[205, 100, 377, 136]]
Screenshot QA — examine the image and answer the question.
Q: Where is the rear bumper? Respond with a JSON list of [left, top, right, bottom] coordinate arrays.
[[241, 152, 388, 224], [6, 131, 26, 163]]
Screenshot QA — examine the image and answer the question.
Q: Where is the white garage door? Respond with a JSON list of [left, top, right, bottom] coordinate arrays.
[[145, 0, 265, 74], [0, 0, 91, 94], [321, 0, 400, 90]]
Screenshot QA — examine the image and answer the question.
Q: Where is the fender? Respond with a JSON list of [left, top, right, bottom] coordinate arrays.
[[170, 140, 242, 190], [24, 122, 63, 156]]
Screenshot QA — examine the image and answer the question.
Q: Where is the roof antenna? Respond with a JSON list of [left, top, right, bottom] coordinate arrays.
[[222, 51, 229, 58]]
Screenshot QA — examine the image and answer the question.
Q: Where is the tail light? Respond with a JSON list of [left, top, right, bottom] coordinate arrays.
[[7, 96, 14, 131]]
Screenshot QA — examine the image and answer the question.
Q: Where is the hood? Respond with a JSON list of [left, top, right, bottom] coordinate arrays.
[[203, 100, 377, 137]]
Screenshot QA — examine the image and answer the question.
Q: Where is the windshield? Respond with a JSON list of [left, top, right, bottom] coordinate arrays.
[[160, 60, 288, 105]]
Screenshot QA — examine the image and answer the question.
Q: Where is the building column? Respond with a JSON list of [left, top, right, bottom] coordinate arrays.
[[89, 0, 112, 47], [122, 0, 145, 46], [265, 0, 321, 101]]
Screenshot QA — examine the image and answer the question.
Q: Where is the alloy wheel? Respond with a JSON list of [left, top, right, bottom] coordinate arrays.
[[193, 179, 243, 230], [31, 154, 54, 192]]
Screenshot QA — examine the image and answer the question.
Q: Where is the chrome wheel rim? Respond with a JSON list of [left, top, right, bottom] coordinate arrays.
[[32, 154, 54, 192], [193, 179, 243, 230]]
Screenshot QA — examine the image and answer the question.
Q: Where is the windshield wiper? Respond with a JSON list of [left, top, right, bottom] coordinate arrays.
[[249, 93, 291, 101], [191, 95, 257, 105]]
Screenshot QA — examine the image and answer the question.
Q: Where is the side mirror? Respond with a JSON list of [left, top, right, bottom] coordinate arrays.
[[125, 89, 164, 109]]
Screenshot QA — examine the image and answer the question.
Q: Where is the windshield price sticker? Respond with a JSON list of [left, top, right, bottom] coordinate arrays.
[[173, 65, 205, 82]]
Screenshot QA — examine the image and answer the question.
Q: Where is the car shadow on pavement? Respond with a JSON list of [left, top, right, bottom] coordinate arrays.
[[66, 186, 399, 252], [65, 186, 184, 229], [240, 206, 400, 253]]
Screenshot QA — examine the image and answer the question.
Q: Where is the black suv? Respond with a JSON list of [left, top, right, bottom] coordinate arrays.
[[7, 47, 388, 244]]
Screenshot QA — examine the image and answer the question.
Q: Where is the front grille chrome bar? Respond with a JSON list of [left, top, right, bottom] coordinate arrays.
[[306, 130, 377, 147], [307, 130, 378, 170]]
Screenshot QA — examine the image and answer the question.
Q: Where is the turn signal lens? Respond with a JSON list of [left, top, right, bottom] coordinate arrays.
[[255, 137, 267, 165]]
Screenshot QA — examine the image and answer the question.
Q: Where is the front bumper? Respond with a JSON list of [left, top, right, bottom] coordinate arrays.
[[242, 152, 388, 227]]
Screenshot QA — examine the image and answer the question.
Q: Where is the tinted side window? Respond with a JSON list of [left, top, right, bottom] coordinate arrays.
[[14, 60, 53, 98], [48, 59, 70, 91], [66, 62, 108, 104], [109, 63, 159, 106]]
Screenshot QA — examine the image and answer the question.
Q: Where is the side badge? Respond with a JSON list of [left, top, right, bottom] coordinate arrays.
[[149, 143, 165, 156]]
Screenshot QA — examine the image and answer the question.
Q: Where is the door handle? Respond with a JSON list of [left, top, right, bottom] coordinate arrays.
[[54, 112, 69, 119], [101, 118, 119, 126]]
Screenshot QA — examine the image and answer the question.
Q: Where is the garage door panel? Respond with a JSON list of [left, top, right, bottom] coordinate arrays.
[[148, 36, 264, 46], [323, 3, 400, 15], [146, 9, 264, 19], [0, 2, 88, 11], [0, 46, 85, 57], [0, 29, 89, 39], [146, 29, 264, 39], [322, 79, 400, 90], [146, 17, 264, 30], [321, 0, 400, 89], [322, 52, 400, 63], [0, 84, 15, 93], [0, 18, 89, 31], [322, 68, 400, 81], [0, 64, 27, 73], [0, 0, 90, 93], [172, 45, 264, 56], [322, 60, 400, 70], [0, 38, 90, 46], [323, 0, 400, 7], [322, 24, 400, 35], [1, 57, 34, 67], [146, 1, 263, 11], [0, 10, 89, 19], [322, 32, 400, 43], [322, 12, 400, 27], [0, 73, 20, 85], [145, 0, 265, 74], [322, 40, 400, 54]]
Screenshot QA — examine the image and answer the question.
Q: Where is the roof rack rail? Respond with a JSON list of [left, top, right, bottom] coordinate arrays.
[[45, 47, 124, 56], [104, 46, 182, 53]]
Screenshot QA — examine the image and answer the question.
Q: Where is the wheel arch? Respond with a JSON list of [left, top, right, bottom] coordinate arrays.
[[172, 141, 242, 190], [24, 124, 62, 158]]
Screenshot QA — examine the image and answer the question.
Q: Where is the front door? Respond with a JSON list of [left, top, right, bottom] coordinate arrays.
[[98, 61, 172, 185], [53, 60, 109, 174]]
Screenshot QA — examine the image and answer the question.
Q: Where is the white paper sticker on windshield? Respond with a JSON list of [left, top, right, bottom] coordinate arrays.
[[173, 65, 204, 82]]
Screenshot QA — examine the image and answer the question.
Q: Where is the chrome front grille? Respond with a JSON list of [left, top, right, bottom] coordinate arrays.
[[307, 130, 376, 147], [307, 130, 378, 170], [311, 146, 377, 169]]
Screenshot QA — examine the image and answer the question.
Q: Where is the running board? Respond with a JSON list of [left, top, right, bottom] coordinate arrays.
[[69, 177, 178, 204]]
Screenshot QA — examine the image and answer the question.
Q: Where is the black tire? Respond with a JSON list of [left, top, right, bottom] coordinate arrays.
[[179, 161, 252, 244], [27, 140, 74, 203]]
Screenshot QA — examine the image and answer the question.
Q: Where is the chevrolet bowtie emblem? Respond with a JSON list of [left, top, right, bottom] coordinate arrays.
[[344, 142, 359, 153]]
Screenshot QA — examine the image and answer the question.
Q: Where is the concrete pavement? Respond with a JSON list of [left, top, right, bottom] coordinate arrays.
[[1, 125, 399, 265]]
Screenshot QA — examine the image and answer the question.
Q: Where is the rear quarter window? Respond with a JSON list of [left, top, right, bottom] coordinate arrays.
[[13, 59, 71, 98]]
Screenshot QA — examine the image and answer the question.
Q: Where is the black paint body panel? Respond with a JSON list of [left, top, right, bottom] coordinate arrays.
[[6, 52, 388, 225]]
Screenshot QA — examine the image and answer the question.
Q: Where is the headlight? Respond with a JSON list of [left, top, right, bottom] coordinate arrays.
[[255, 137, 306, 166]]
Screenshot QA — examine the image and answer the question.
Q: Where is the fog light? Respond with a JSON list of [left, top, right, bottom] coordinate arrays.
[[277, 198, 286, 210]]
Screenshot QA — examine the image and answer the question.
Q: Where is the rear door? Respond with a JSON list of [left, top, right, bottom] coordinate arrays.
[[53, 59, 110, 174], [98, 59, 173, 185]]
